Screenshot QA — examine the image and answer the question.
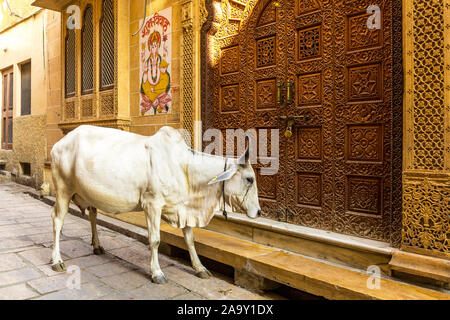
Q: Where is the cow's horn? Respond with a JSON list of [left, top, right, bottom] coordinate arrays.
[[238, 148, 250, 166]]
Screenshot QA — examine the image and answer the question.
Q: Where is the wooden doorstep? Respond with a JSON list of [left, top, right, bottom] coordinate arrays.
[[158, 224, 450, 300], [389, 250, 450, 284]]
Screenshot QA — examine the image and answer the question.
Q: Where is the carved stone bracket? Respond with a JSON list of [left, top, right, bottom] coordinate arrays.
[[182, 0, 193, 30], [58, 118, 131, 135]]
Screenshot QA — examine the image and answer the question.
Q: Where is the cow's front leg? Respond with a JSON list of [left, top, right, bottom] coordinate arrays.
[[143, 203, 167, 284], [88, 207, 105, 255], [51, 193, 69, 272], [183, 226, 212, 279]]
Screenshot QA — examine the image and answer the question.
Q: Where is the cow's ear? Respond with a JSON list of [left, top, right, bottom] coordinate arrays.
[[208, 166, 238, 185], [238, 148, 250, 166]]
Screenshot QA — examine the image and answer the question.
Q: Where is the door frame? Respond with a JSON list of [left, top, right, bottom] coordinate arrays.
[[1, 68, 14, 150], [200, 0, 403, 247]]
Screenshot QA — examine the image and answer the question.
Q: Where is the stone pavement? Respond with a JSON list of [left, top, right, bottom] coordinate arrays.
[[0, 183, 276, 300]]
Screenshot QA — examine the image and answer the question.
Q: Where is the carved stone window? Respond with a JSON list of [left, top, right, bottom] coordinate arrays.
[[100, 0, 115, 91], [65, 26, 76, 97], [82, 5, 94, 95]]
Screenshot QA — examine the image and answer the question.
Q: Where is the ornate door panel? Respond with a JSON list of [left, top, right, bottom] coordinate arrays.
[[283, 0, 393, 241], [211, 0, 288, 221], [283, 0, 334, 231], [332, 0, 392, 241], [208, 0, 394, 241]]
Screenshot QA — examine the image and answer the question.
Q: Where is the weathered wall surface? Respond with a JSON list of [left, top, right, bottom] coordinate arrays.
[[0, 0, 40, 32], [44, 10, 63, 159], [0, 8, 50, 190], [0, 115, 46, 188]]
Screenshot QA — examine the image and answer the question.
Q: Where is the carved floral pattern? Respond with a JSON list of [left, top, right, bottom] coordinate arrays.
[[298, 25, 321, 60], [412, 0, 445, 171], [297, 173, 322, 206], [221, 46, 240, 75], [297, 0, 320, 15], [348, 64, 381, 101], [257, 0, 276, 26], [221, 84, 239, 112], [297, 127, 322, 160], [347, 125, 382, 161], [298, 73, 322, 105], [347, 176, 381, 215], [256, 79, 276, 109], [402, 178, 449, 257], [65, 101, 75, 119], [348, 12, 382, 51], [256, 36, 276, 67], [256, 168, 277, 199]]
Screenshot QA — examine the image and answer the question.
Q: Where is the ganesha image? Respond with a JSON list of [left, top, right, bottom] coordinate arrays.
[[140, 30, 171, 115]]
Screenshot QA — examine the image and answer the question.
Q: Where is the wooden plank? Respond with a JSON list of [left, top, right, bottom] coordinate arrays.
[[249, 251, 450, 300]]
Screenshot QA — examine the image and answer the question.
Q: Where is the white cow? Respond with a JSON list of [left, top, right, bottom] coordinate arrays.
[[50, 125, 261, 283]]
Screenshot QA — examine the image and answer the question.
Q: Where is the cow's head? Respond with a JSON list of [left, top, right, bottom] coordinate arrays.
[[208, 149, 261, 219]]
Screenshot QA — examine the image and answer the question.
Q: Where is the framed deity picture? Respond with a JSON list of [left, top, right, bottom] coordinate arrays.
[[139, 7, 172, 116]]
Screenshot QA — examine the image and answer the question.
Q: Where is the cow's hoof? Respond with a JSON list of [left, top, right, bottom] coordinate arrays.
[[196, 269, 212, 279], [93, 247, 105, 255], [51, 263, 66, 272], [151, 274, 168, 284]]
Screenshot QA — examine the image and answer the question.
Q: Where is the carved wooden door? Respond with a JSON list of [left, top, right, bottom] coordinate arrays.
[[283, 0, 393, 241], [211, 0, 288, 220], [210, 0, 393, 241]]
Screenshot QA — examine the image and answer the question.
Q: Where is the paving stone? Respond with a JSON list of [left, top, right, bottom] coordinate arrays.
[[59, 239, 93, 258], [0, 231, 17, 239], [36, 281, 113, 300], [27, 273, 72, 294], [0, 220, 15, 226], [0, 283, 39, 300], [0, 268, 41, 287], [109, 246, 151, 271], [27, 233, 54, 246], [109, 245, 175, 271], [61, 226, 91, 237], [128, 281, 188, 300], [65, 254, 111, 269], [0, 223, 34, 232], [0, 239, 34, 250], [0, 253, 27, 272], [99, 271, 150, 291], [94, 235, 130, 251], [96, 293, 134, 300], [28, 267, 97, 294], [164, 265, 267, 300], [87, 261, 135, 278], [174, 292, 206, 300], [18, 247, 54, 266], [14, 227, 51, 237]]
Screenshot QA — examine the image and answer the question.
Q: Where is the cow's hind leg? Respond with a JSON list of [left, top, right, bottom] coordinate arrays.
[[88, 207, 105, 255], [143, 202, 167, 284], [183, 227, 212, 279], [51, 191, 70, 272]]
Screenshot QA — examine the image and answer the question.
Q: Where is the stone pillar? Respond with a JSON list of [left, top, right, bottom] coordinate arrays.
[[181, 0, 195, 148], [392, 0, 450, 286]]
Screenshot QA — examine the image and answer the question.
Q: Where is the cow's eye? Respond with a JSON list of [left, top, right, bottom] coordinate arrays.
[[246, 177, 254, 184]]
